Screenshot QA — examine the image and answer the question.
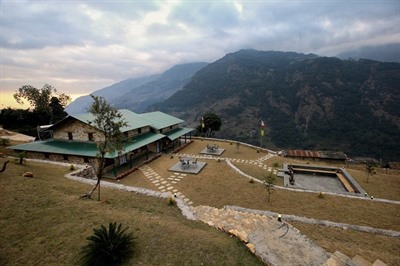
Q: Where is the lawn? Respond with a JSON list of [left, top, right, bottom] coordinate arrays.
[[1, 138, 400, 265], [0, 158, 263, 265]]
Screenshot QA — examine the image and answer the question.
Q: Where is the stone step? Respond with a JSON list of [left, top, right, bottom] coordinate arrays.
[[193, 205, 329, 266], [352, 254, 372, 266], [321, 251, 387, 266]]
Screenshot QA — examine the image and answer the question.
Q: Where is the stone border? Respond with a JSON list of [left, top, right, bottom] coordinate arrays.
[[225, 206, 400, 238], [192, 136, 277, 155]]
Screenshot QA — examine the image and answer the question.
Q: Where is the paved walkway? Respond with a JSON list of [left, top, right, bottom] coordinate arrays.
[[193, 205, 329, 266], [139, 165, 194, 205]]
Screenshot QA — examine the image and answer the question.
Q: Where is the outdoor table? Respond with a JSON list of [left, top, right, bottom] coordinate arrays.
[[179, 156, 192, 168]]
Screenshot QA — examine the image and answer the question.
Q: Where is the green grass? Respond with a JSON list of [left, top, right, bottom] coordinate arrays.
[[0, 159, 263, 265]]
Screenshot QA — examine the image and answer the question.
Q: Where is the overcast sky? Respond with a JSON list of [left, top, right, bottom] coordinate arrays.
[[1, 0, 399, 108]]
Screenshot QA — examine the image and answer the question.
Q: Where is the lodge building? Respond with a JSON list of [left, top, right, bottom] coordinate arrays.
[[9, 110, 193, 178]]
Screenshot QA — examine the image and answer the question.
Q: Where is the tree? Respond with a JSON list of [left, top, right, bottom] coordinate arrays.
[[365, 162, 375, 183], [81, 95, 127, 200], [49, 96, 68, 123], [79, 222, 134, 266], [13, 84, 70, 124], [196, 112, 222, 136], [264, 171, 276, 203]]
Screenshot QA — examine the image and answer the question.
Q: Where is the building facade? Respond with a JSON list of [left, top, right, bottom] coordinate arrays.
[[9, 110, 193, 178]]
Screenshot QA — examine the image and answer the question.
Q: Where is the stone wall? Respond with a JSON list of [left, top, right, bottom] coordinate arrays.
[[53, 119, 104, 142], [53, 119, 150, 142], [25, 151, 96, 166]]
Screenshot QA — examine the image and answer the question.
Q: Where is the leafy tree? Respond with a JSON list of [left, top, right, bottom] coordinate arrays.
[[79, 222, 134, 266], [264, 171, 276, 203], [49, 96, 68, 123], [81, 95, 127, 200], [196, 112, 222, 136], [13, 84, 70, 124]]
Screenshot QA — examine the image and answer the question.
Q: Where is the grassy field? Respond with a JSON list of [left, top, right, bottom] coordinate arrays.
[[1, 139, 400, 265], [0, 159, 263, 265]]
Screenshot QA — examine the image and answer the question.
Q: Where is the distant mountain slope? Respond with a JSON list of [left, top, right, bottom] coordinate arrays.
[[65, 62, 208, 114], [337, 43, 400, 63], [113, 62, 208, 112], [65, 75, 159, 114], [153, 49, 400, 161]]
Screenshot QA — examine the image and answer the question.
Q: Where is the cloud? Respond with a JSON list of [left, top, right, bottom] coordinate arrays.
[[0, 0, 399, 105]]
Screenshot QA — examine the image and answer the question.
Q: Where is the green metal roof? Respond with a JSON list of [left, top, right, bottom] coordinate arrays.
[[164, 127, 194, 140], [9, 132, 165, 159], [107, 132, 165, 158], [139, 111, 184, 130], [72, 109, 151, 132], [9, 139, 99, 157]]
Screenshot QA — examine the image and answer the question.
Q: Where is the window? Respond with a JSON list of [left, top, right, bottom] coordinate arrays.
[[170, 126, 173, 129], [44, 153, 49, 158], [88, 133, 94, 141], [68, 132, 73, 140], [83, 157, 89, 163], [63, 154, 68, 161], [138, 128, 142, 134]]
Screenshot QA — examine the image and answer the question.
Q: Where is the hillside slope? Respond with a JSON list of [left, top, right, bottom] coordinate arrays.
[[65, 62, 207, 114], [153, 50, 400, 161]]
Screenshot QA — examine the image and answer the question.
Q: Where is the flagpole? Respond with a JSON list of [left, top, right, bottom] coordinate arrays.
[[260, 119, 265, 148]]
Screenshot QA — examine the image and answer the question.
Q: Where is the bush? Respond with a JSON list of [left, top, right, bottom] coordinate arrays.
[[272, 162, 280, 168], [79, 222, 134, 266], [167, 197, 176, 206], [0, 138, 9, 146], [70, 164, 75, 171]]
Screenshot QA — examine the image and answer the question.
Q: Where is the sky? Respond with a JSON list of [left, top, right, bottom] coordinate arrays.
[[1, 0, 399, 109]]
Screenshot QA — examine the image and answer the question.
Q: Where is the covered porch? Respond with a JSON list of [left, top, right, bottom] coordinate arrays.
[[162, 127, 193, 154]]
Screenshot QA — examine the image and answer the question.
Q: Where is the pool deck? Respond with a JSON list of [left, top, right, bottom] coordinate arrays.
[[278, 163, 366, 196]]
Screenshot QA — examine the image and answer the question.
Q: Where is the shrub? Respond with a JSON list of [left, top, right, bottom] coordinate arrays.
[[70, 164, 75, 171], [167, 197, 176, 206], [272, 162, 280, 168], [317, 192, 325, 199], [0, 138, 9, 146], [79, 222, 134, 266], [249, 178, 255, 183]]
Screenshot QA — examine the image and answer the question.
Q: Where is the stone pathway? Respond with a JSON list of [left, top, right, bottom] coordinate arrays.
[[193, 205, 329, 266], [139, 165, 193, 205]]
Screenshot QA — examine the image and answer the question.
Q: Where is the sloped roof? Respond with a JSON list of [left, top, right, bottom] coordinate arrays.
[[139, 111, 184, 130], [286, 150, 320, 158], [285, 149, 347, 160], [10, 139, 99, 157], [164, 127, 194, 140], [9, 132, 165, 159], [72, 109, 151, 132]]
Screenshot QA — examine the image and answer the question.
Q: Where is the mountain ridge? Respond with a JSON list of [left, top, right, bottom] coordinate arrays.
[[65, 62, 208, 114], [152, 50, 400, 161]]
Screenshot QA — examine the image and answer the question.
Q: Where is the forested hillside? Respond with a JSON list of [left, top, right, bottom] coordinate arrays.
[[152, 50, 400, 162]]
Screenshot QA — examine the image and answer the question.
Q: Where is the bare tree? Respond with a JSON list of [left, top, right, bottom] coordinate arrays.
[[264, 171, 276, 203], [81, 95, 127, 200]]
